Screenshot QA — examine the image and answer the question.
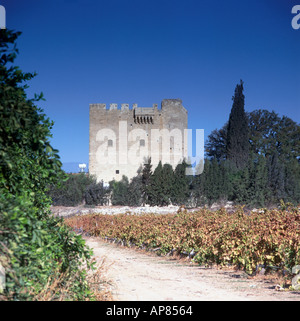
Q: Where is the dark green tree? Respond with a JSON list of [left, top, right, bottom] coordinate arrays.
[[0, 30, 94, 300], [161, 163, 175, 205], [192, 159, 213, 206], [205, 158, 220, 204], [284, 158, 300, 204], [204, 89, 300, 206], [147, 161, 166, 206], [226, 80, 249, 169], [218, 159, 234, 201], [208, 109, 300, 165], [276, 116, 300, 163], [48, 173, 95, 206], [205, 123, 228, 161], [171, 161, 190, 205], [141, 157, 152, 205], [48, 175, 82, 206], [248, 110, 300, 161], [250, 155, 269, 207], [190, 164, 205, 206], [110, 175, 129, 205], [267, 151, 285, 203], [248, 109, 279, 156], [232, 154, 269, 206], [128, 175, 143, 206], [85, 179, 109, 206]]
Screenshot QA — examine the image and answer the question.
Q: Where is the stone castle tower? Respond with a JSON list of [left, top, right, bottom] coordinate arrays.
[[89, 99, 188, 183]]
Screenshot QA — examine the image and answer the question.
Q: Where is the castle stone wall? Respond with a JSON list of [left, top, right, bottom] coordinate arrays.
[[89, 99, 188, 183]]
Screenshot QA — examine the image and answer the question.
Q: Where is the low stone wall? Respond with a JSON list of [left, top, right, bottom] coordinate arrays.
[[51, 205, 182, 218]]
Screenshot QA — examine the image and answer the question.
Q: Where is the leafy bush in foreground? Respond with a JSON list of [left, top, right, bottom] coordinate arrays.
[[0, 29, 95, 300]]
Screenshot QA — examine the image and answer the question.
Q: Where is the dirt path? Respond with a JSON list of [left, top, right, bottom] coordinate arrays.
[[85, 237, 300, 301]]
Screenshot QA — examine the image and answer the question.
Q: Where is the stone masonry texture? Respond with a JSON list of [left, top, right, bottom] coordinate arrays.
[[89, 99, 188, 183]]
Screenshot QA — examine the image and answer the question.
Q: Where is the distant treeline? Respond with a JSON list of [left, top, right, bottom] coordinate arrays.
[[49, 82, 300, 208]]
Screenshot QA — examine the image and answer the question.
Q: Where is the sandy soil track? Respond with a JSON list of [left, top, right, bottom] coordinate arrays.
[[85, 237, 300, 301]]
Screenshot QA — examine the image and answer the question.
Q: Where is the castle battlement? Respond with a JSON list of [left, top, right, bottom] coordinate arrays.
[[89, 103, 159, 111], [89, 99, 186, 112]]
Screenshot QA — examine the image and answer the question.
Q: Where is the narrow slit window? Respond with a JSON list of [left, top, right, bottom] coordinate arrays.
[[140, 139, 145, 147], [108, 139, 113, 147]]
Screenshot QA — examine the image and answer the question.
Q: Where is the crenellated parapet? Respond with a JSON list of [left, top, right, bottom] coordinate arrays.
[[89, 103, 159, 111]]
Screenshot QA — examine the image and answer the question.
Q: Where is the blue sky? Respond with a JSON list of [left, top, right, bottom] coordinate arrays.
[[2, 0, 300, 171]]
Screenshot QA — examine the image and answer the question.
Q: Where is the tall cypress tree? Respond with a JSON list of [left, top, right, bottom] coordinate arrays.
[[141, 157, 152, 205], [226, 80, 249, 169], [161, 163, 174, 205], [171, 161, 190, 205], [128, 175, 143, 206], [147, 161, 164, 206]]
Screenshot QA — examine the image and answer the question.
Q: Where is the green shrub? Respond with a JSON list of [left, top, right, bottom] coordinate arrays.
[[85, 181, 109, 206], [110, 176, 129, 205], [48, 173, 95, 207], [0, 29, 96, 300]]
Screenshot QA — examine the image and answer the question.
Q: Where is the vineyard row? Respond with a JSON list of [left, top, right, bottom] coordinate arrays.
[[65, 207, 300, 275]]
